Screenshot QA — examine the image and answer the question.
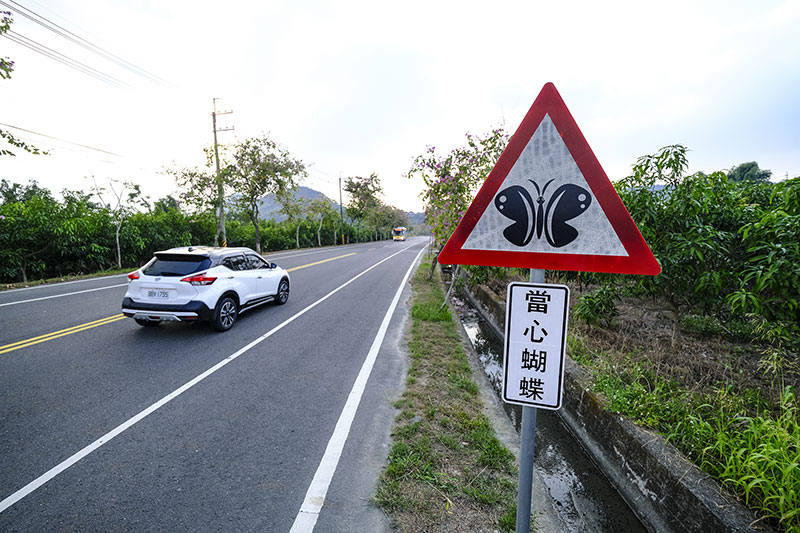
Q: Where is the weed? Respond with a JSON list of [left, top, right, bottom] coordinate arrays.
[[567, 335, 594, 366], [585, 343, 800, 531], [680, 314, 728, 336], [375, 263, 519, 532], [574, 284, 619, 327], [412, 301, 452, 322], [449, 373, 479, 396]]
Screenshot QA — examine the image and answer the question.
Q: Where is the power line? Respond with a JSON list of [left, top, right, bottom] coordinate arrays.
[[0, 0, 169, 86], [0, 122, 122, 156], [306, 170, 335, 184], [4, 30, 127, 87], [306, 165, 340, 180]]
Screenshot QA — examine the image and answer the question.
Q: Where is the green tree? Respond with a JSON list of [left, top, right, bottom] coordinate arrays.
[[344, 173, 383, 241], [616, 145, 799, 348], [308, 197, 338, 247], [153, 195, 182, 213], [728, 161, 772, 183], [0, 185, 61, 281], [56, 189, 114, 273], [728, 177, 800, 333], [276, 188, 307, 249], [367, 203, 408, 241], [1, 179, 49, 203], [91, 177, 149, 269], [225, 135, 306, 253], [167, 148, 234, 247]]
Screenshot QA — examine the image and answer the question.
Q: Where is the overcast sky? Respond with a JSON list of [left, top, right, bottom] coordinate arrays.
[[3, 0, 799, 213]]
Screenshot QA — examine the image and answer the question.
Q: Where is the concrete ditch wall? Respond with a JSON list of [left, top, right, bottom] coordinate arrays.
[[461, 280, 773, 533]]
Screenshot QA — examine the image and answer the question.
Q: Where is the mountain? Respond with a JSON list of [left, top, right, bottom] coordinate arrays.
[[406, 211, 426, 228], [256, 185, 426, 230], [257, 186, 340, 222]]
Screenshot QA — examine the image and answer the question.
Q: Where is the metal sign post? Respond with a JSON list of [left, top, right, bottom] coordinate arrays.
[[505, 267, 569, 532], [515, 267, 544, 533]]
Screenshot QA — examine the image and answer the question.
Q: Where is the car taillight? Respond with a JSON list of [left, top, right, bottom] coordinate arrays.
[[128, 271, 140, 281], [181, 273, 217, 286]]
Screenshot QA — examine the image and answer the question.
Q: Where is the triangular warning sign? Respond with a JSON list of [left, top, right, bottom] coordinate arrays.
[[438, 82, 660, 275]]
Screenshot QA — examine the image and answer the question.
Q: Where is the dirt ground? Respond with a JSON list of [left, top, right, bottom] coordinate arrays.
[[482, 275, 799, 406]]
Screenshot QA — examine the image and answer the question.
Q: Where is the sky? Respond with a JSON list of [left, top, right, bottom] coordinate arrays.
[[2, 0, 799, 213]]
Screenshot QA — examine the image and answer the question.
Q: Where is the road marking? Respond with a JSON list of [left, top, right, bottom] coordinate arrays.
[[290, 244, 427, 532], [287, 253, 355, 272], [0, 274, 128, 293], [0, 243, 423, 514], [0, 315, 127, 355], [0, 284, 129, 307]]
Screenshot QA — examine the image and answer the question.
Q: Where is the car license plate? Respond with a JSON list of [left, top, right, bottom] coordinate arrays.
[[147, 290, 170, 299]]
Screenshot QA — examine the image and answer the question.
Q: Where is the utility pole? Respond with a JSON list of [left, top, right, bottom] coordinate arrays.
[[212, 98, 234, 246], [339, 174, 345, 245]]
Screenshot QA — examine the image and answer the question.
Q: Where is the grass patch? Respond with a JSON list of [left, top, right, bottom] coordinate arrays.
[[569, 331, 800, 531], [411, 301, 452, 322], [374, 259, 523, 532]]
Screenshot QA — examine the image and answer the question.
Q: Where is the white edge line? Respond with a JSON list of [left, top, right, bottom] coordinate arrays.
[[290, 244, 426, 533], [0, 284, 129, 307], [0, 242, 422, 514], [1, 274, 128, 293]]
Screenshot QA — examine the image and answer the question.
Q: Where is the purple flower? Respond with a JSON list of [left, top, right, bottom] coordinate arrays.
[[0, 215, 5, 220]]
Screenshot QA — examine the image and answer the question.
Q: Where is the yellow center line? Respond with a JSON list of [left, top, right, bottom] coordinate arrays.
[[0, 315, 126, 355], [0, 251, 358, 355], [286, 252, 356, 272]]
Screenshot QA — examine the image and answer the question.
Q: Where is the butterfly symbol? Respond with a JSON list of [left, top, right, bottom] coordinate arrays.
[[494, 179, 592, 248]]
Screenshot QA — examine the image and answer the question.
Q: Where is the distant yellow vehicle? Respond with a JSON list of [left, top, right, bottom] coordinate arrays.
[[392, 227, 407, 241]]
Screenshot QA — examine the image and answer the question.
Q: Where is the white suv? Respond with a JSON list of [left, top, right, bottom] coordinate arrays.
[[122, 246, 290, 331]]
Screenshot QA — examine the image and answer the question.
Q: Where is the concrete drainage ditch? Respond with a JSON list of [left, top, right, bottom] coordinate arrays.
[[453, 279, 772, 533]]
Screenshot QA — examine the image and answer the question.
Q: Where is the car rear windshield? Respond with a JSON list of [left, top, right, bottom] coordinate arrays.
[[143, 254, 212, 276]]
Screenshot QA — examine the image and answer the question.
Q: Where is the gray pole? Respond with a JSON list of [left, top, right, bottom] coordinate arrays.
[[516, 267, 544, 533], [212, 98, 233, 247], [339, 175, 345, 245], [212, 106, 224, 246]]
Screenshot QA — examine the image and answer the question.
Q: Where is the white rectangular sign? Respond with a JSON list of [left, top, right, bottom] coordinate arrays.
[[503, 282, 569, 409]]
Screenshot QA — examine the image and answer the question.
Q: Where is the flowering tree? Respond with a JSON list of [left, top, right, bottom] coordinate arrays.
[[407, 128, 508, 246]]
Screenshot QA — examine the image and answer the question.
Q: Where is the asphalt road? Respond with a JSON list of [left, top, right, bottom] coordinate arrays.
[[0, 237, 428, 531]]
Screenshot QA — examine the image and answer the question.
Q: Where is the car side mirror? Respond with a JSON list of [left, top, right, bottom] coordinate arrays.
[[270, 262, 277, 269]]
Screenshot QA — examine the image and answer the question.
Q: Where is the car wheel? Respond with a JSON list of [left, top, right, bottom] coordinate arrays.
[[135, 318, 159, 327], [275, 279, 290, 305], [212, 296, 238, 331]]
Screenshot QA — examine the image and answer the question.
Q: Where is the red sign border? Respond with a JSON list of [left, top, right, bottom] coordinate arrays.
[[438, 82, 660, 275]]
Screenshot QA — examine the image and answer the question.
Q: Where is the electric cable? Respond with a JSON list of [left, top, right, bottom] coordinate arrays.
[[4, 30, 127, 87], [0, 122, 122, 156], [0, 0, 168, 85]]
